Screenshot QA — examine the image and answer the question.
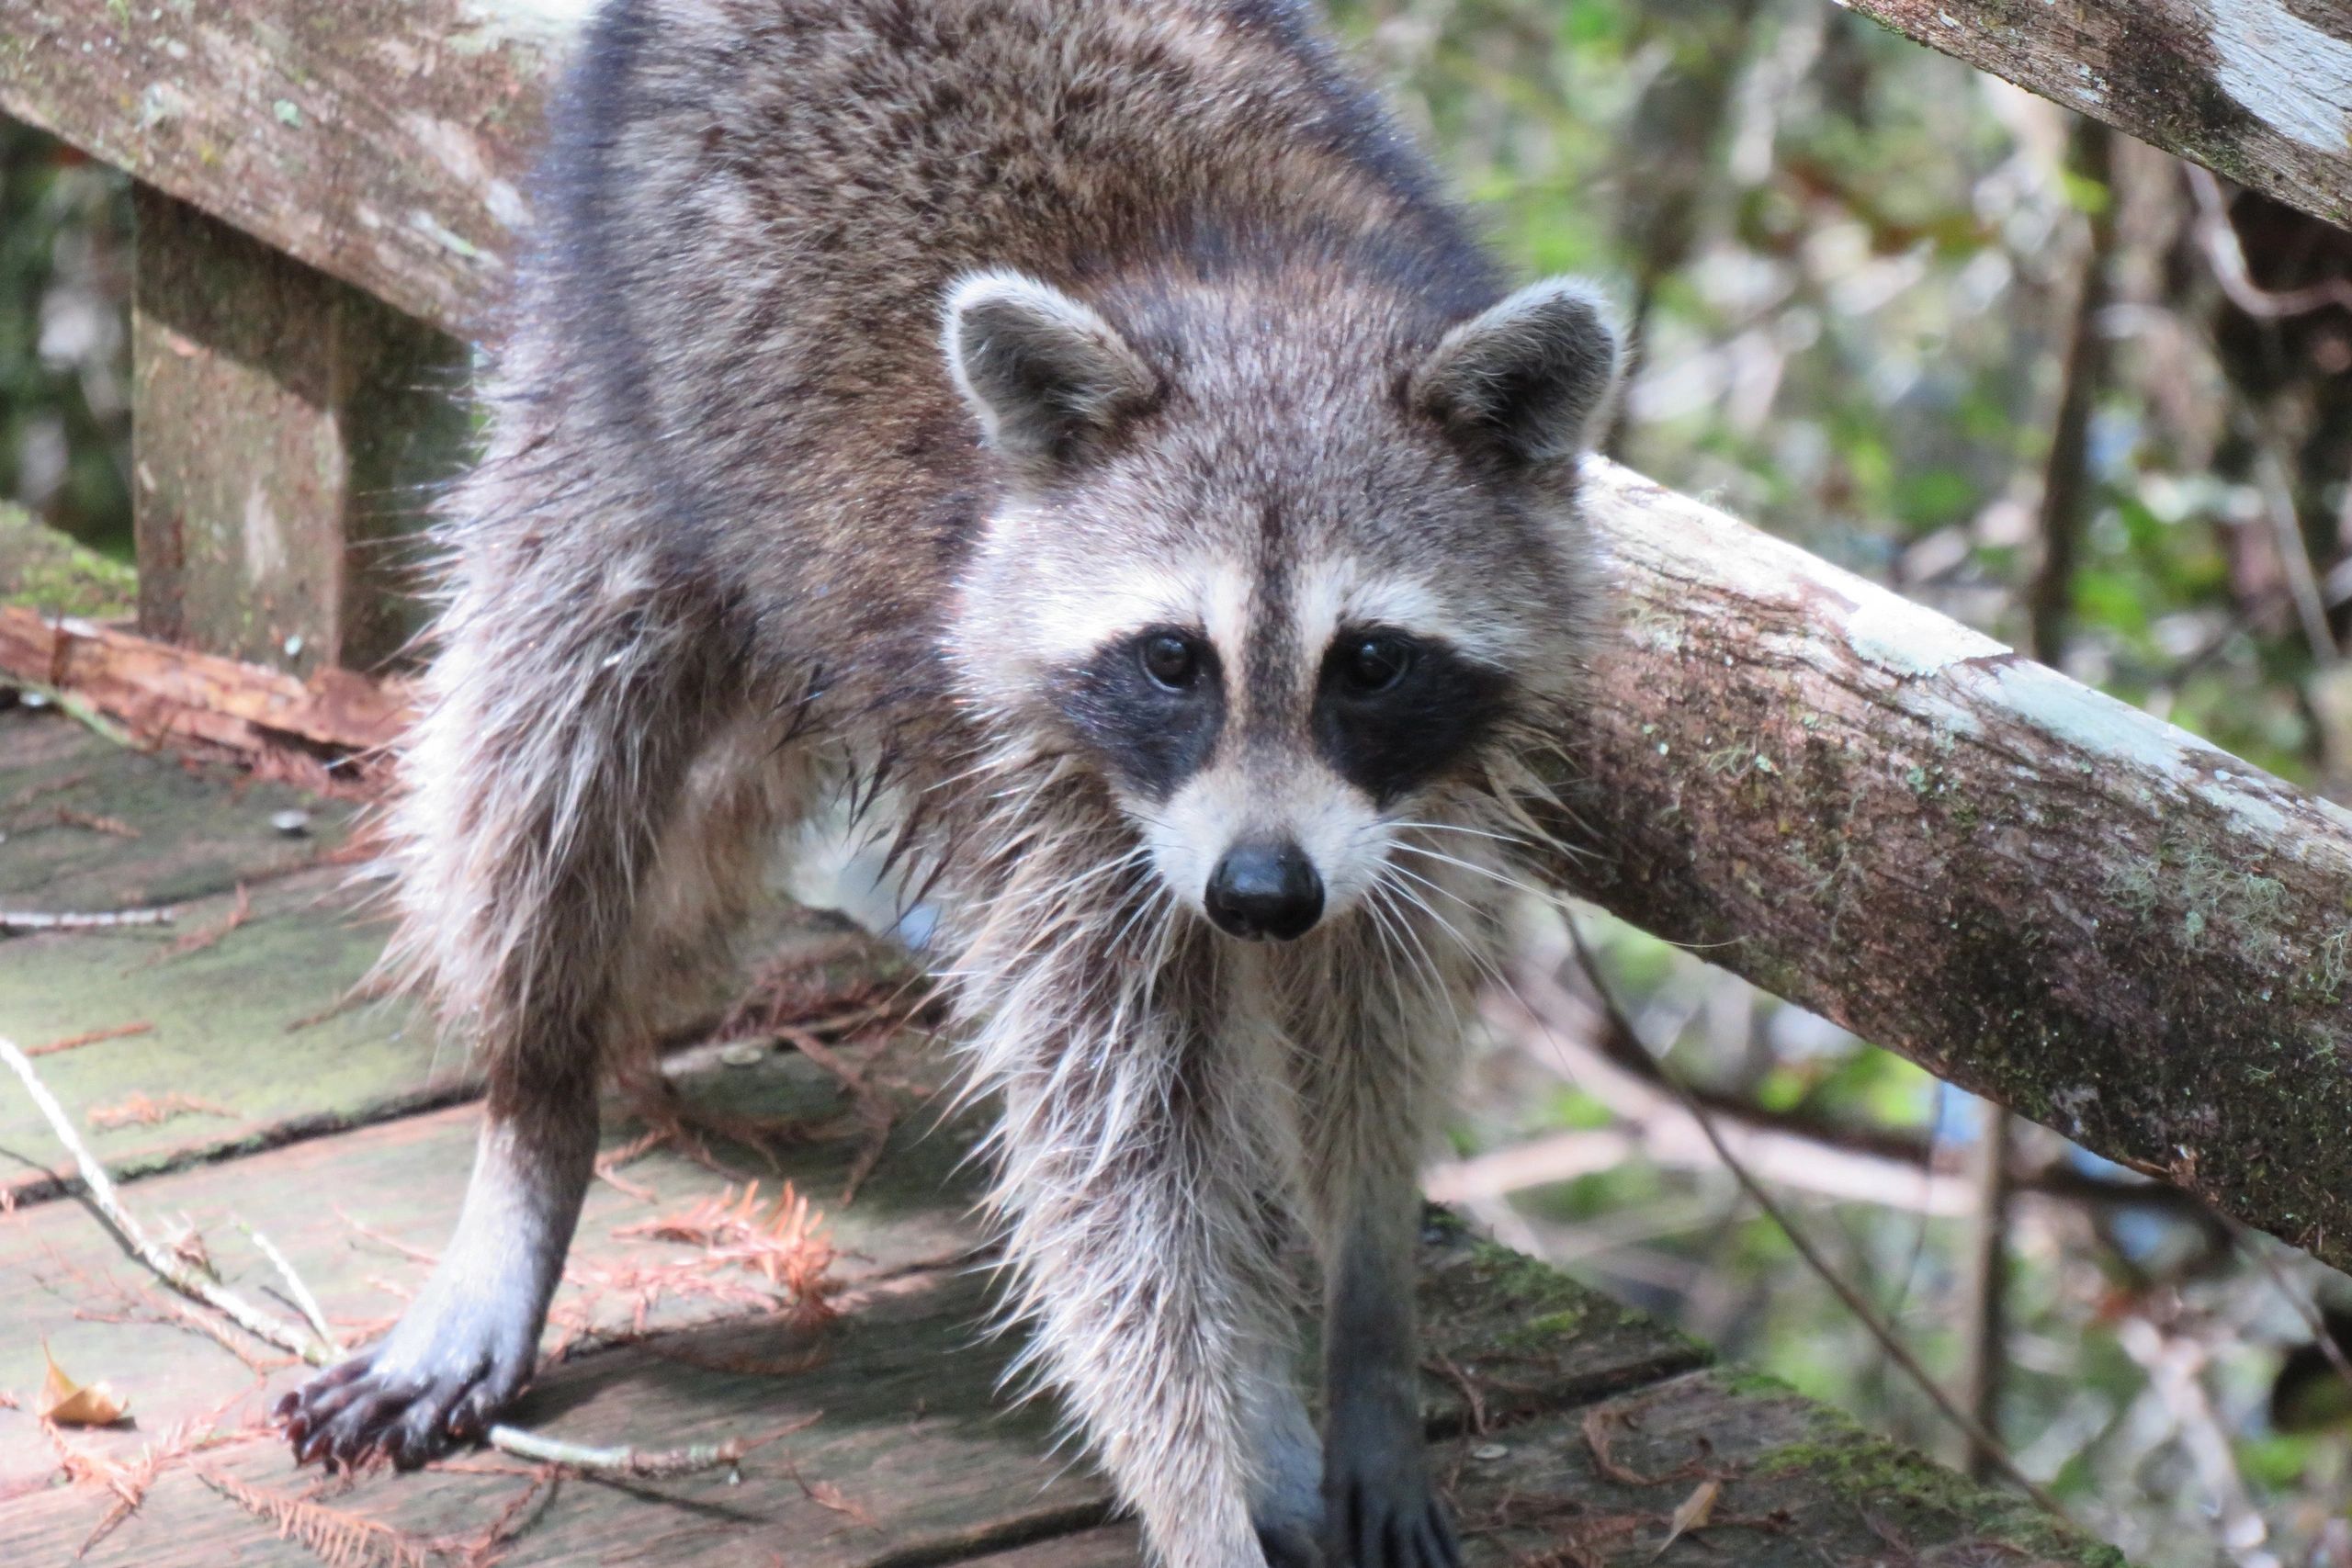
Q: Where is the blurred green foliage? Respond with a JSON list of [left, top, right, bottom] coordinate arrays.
[[0, 120, 131, 560]]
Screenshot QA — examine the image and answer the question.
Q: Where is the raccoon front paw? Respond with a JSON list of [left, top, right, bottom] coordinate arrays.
[[275, 1293, 537, 1472], [1322, 1409, 1460, 1568]]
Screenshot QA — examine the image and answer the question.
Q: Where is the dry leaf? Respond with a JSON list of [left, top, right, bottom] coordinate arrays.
[[1656, 1477, 1719, 1557], [38, 1344, 130, 1427]]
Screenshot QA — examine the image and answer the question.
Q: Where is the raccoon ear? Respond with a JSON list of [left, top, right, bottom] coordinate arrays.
[[943, 272, 1157, 473], [1410, 278, 1622, 468]]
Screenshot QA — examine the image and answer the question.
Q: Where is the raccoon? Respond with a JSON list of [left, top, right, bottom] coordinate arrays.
[[276, 4, 1619, 1565]]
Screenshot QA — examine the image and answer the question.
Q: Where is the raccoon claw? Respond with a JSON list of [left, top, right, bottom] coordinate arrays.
[[277, 1323, 533, 1473], [1324, 1472, 1460, 1568]]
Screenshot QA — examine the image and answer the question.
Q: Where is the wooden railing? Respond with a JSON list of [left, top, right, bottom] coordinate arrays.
[[5, 1, 2352, 1272]]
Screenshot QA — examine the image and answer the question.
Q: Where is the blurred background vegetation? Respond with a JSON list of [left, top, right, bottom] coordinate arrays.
[[9, 2, 2352, 1562]]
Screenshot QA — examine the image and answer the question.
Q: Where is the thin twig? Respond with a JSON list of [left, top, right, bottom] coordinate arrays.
[[241, 1222, 341, 1357], [0, 1032, 330, 1365], [484, 1425, 751, 1481], [2185, 164, 2352, 321], [1564, 925, 2069, 1521], [1, 908, 175, 931], [2025, 118, 2114, 665], [1954, 1101, 2011, 1481], [2249, 427, 2343, 671], [2233, 1222, 2352, 1410]]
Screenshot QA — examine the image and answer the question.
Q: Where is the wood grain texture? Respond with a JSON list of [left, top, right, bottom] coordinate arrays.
[[1568, 463, 2352, 1269], [1838, 0, 2352, 227], [0, 0, 571, 338], [0, 1049, 983, 1495], [131, 189, 468, 674], [0, 1065, 1711, 1561], [962, 1371, 2132, 1567], [0, 709, 350, 908], [0, 865, 467, 1210]]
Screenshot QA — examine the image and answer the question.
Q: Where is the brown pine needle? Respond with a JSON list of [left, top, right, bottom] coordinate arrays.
[[197, 1470, 438, 1568], [51, 807, 139, 839], [86, 1091, 240, 1130], [28, 1021, 153, 1056], [144, 883, 251, 965]]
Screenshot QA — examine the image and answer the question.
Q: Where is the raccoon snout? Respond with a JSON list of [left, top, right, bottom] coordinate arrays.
[[1203, 840, 1324, 942]]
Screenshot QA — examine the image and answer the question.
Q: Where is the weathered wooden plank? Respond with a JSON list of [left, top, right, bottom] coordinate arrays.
[[0, 708, 355, 911], [0, 868, 469, 1209], [1837, 0, 2352, 229], [0, 1061, 1708, 1561], [0, 757, 886, 1210], [1437, 1371, 2125, 1565], [0, 1042, 983, 1495], [962, 1525, 1143, 1568], [0, 0, 569, 340], [964, 1371, 2135, 1566], [132, 187, 470, 674], [1560, 465, 2352, 1274], [1, 1270, 1111, 1568]]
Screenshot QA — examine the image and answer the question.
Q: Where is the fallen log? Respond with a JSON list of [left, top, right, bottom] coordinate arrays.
[[1563, 464, 2352, 1270]]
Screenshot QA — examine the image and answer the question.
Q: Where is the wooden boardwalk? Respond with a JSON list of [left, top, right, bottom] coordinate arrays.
[[0, 703, 2127, 1566]]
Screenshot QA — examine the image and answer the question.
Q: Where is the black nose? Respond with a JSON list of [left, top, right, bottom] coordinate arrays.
[[1204, 840, 1324, 941]]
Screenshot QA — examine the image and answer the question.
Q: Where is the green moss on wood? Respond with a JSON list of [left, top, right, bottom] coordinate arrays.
[[0, 503, 136, 619], [1755, 1412, 2130, 1567]]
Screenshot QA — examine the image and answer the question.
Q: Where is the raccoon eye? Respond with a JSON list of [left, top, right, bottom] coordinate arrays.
[[1340, 633, 1415, 694], [1139, 632, 1204, 692]]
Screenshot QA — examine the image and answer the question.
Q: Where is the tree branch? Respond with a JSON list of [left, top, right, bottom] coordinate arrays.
[[0, 1032, 332, 1364], [1561, 462, 2352, 1272]]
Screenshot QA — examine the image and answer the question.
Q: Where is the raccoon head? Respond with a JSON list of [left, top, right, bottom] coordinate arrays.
[[942, 269, 1619, 942]]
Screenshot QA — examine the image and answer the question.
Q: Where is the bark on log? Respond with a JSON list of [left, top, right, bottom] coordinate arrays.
[[1836, 0, 2352, 230], [1566, 464, 2352, 1270]]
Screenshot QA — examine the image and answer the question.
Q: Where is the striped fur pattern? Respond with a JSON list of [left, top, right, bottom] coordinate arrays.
[[277, 6, 1618, 1566]]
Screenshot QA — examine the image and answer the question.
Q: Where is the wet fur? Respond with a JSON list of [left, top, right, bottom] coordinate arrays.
[[278, 5, 1614, 1566]]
